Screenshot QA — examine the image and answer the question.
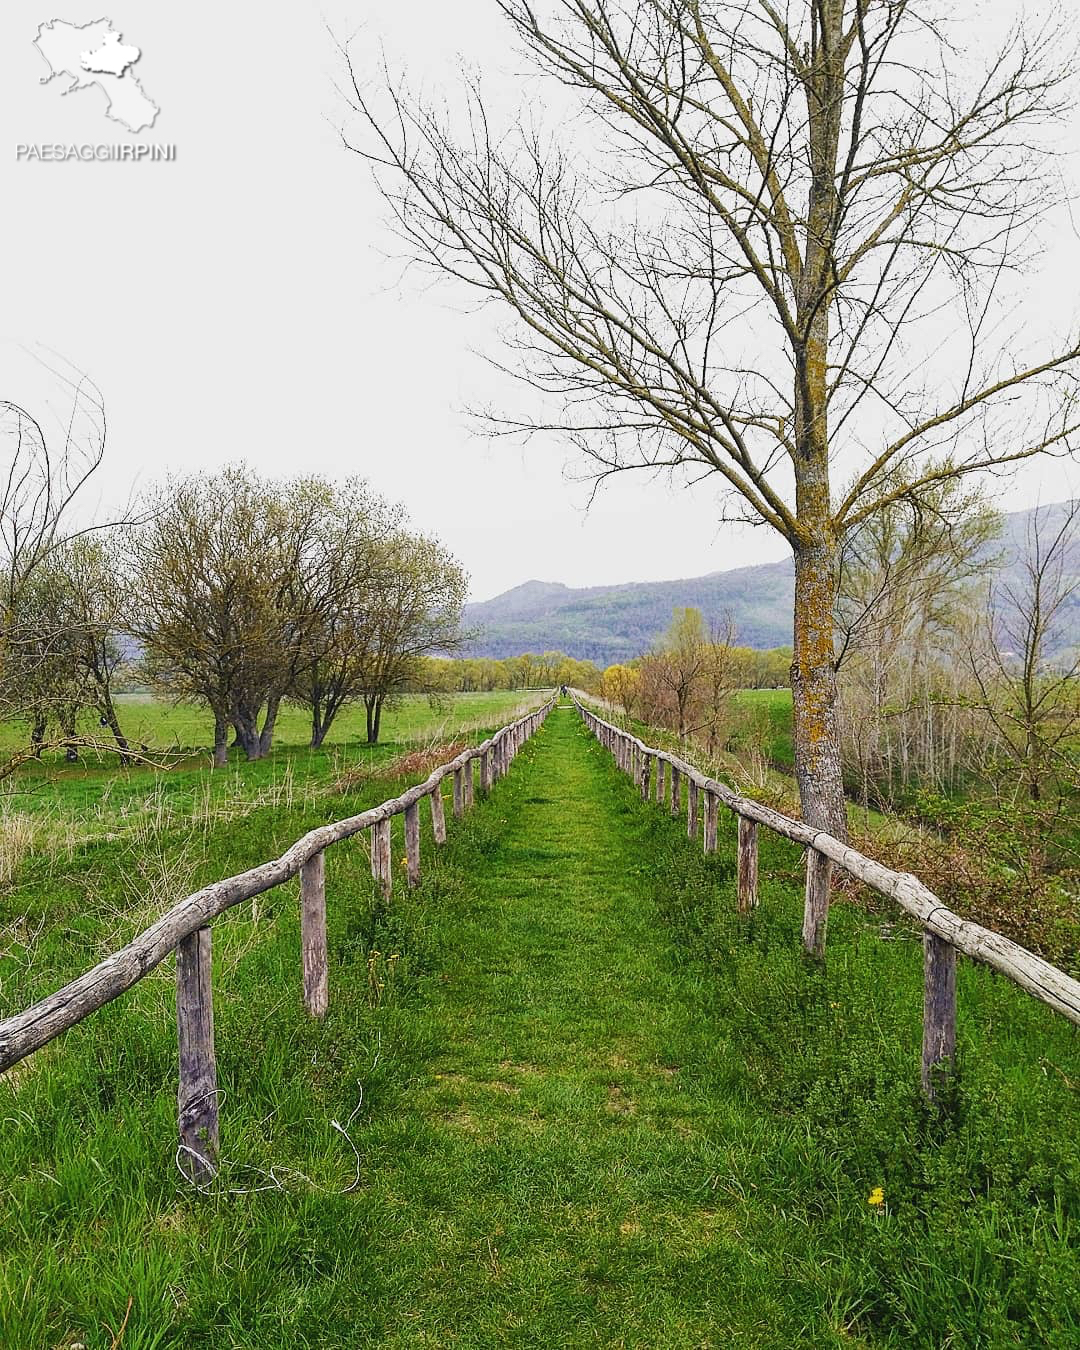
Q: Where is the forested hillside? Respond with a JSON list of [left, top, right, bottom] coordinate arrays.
[[465, 503, 1078, 662], [465, 559, 795, 661]]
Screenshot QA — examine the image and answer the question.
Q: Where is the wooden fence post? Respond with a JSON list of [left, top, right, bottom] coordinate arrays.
[[687, 779, 699, 842], [452, 768, 464, 819], [671, 767, 681, 817], [922, 932, 957, 1100], [405, 801, 421, 887], [464, 758, 475, 808], [736, 818, 758, 914], [430, 785, 447, 844], [371, 817, 392, 900], [480, 749, 492, 795], [300, 851, 328, 1018], [802, 849, 832, 958], [656, 757, 666, 805], [640, 753, 652, 801], [177, 926, 218, 1183], [703, 790, 718, 854]]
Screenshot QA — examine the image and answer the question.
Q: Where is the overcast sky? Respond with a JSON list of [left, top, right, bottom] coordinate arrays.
[[1, 0, 1075, 601]]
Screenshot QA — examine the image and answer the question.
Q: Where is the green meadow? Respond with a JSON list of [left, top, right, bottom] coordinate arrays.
[[0, 699, 1076, 1347]]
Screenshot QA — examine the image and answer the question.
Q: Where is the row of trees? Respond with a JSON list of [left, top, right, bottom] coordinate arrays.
[[421, 652, 601, 694], [836, 495, 1080, 814], [598, 610, 790, 752], [131, 470, 466, 759], [595, 487, 1079, 826], [4, 454, 468, 763]]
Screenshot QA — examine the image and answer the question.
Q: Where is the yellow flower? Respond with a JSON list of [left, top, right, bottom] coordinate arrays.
[[400, 856, 408, 868], [867, 1187, 885, 1207]]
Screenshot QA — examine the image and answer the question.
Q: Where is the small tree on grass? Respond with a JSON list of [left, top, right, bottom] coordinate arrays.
[[350, 531, 469, 745], [599, 662, 641, 720], [644, 607, 711, 740]]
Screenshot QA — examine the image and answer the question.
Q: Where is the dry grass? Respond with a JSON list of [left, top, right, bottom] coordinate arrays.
[[334, 740, 469, 792], [0, 812, 41, 886]]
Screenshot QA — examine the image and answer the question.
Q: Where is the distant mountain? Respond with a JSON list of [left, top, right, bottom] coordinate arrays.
[[464, 502, 1078, 665], [465, 557, 795, 663]]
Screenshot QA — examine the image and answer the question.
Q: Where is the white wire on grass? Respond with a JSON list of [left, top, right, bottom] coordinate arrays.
[[175, 1076, 367, 1197]]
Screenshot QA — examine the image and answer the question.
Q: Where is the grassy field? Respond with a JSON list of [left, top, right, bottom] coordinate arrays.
[[1, 701, 1078, 1346], [1, 690, 540, 764], [733, 688, 795, 770], [0, 692, 543, 854]]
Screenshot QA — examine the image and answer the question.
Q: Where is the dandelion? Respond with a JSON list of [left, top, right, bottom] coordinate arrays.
[[868, 1186, 884, 1207]]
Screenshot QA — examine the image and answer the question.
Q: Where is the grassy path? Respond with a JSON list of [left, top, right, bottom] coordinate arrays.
[[352, 705, 1079, 1348], [359, 703, 769, 1345], [2, 703, 1077, 1347]]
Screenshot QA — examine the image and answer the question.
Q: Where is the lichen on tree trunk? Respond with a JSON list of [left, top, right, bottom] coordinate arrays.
[[791, 536, 848, 842]]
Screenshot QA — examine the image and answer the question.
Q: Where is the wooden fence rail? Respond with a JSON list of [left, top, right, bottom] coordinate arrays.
[[0, 696, 556, 1179], [572, 696, 1080, 1099]]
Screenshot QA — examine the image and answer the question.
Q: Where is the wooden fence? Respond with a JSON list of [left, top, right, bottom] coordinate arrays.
[[573, 696, 1080, 1098], [0, 697, 556, 1180]]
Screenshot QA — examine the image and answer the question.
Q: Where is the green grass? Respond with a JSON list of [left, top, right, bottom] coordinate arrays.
[[1, 705, 1078, 1346], [733, 688, 795, 770], [0, 692, 542, 843]]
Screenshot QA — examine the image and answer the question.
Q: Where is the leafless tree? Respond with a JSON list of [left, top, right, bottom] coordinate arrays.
[[0, 352, 139, 770], [969, 498, 1080, 804], [342, 0, 1080, 837], [0, 350, 109, 623]]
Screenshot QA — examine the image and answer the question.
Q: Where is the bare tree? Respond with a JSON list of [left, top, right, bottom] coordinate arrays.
[[343, 1, 1080, 837], [644, 606, 710, 739], [291, 483, 405, 748], [693, 612, 739, 754], [969, 498, 1080, 803], [0, 351, 109, 622], [0, 352, 138, 772]]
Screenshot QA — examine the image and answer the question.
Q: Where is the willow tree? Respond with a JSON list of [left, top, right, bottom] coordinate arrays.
[[343, 0, 1080, 836]]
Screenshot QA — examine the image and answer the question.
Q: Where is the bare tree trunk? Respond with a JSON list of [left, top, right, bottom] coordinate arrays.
[[365, 695, 384, 745], [232, 710, 262, 761], [62, 708, 79, 764], [258, 694, 281, 758], [212, 712, 228, 768], [310, 691, 325, 749], [99, 688, 131, 764], [311, 690, 348, 749], [30, 712, 46, 759], [791, 537, 848, 841]]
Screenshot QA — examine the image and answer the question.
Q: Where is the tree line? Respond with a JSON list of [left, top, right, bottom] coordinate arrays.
[[5, 457, 468, 764], [595, 488, 1079, 908], [421, 652, 602, 695], [598, 615, 791, 751]]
